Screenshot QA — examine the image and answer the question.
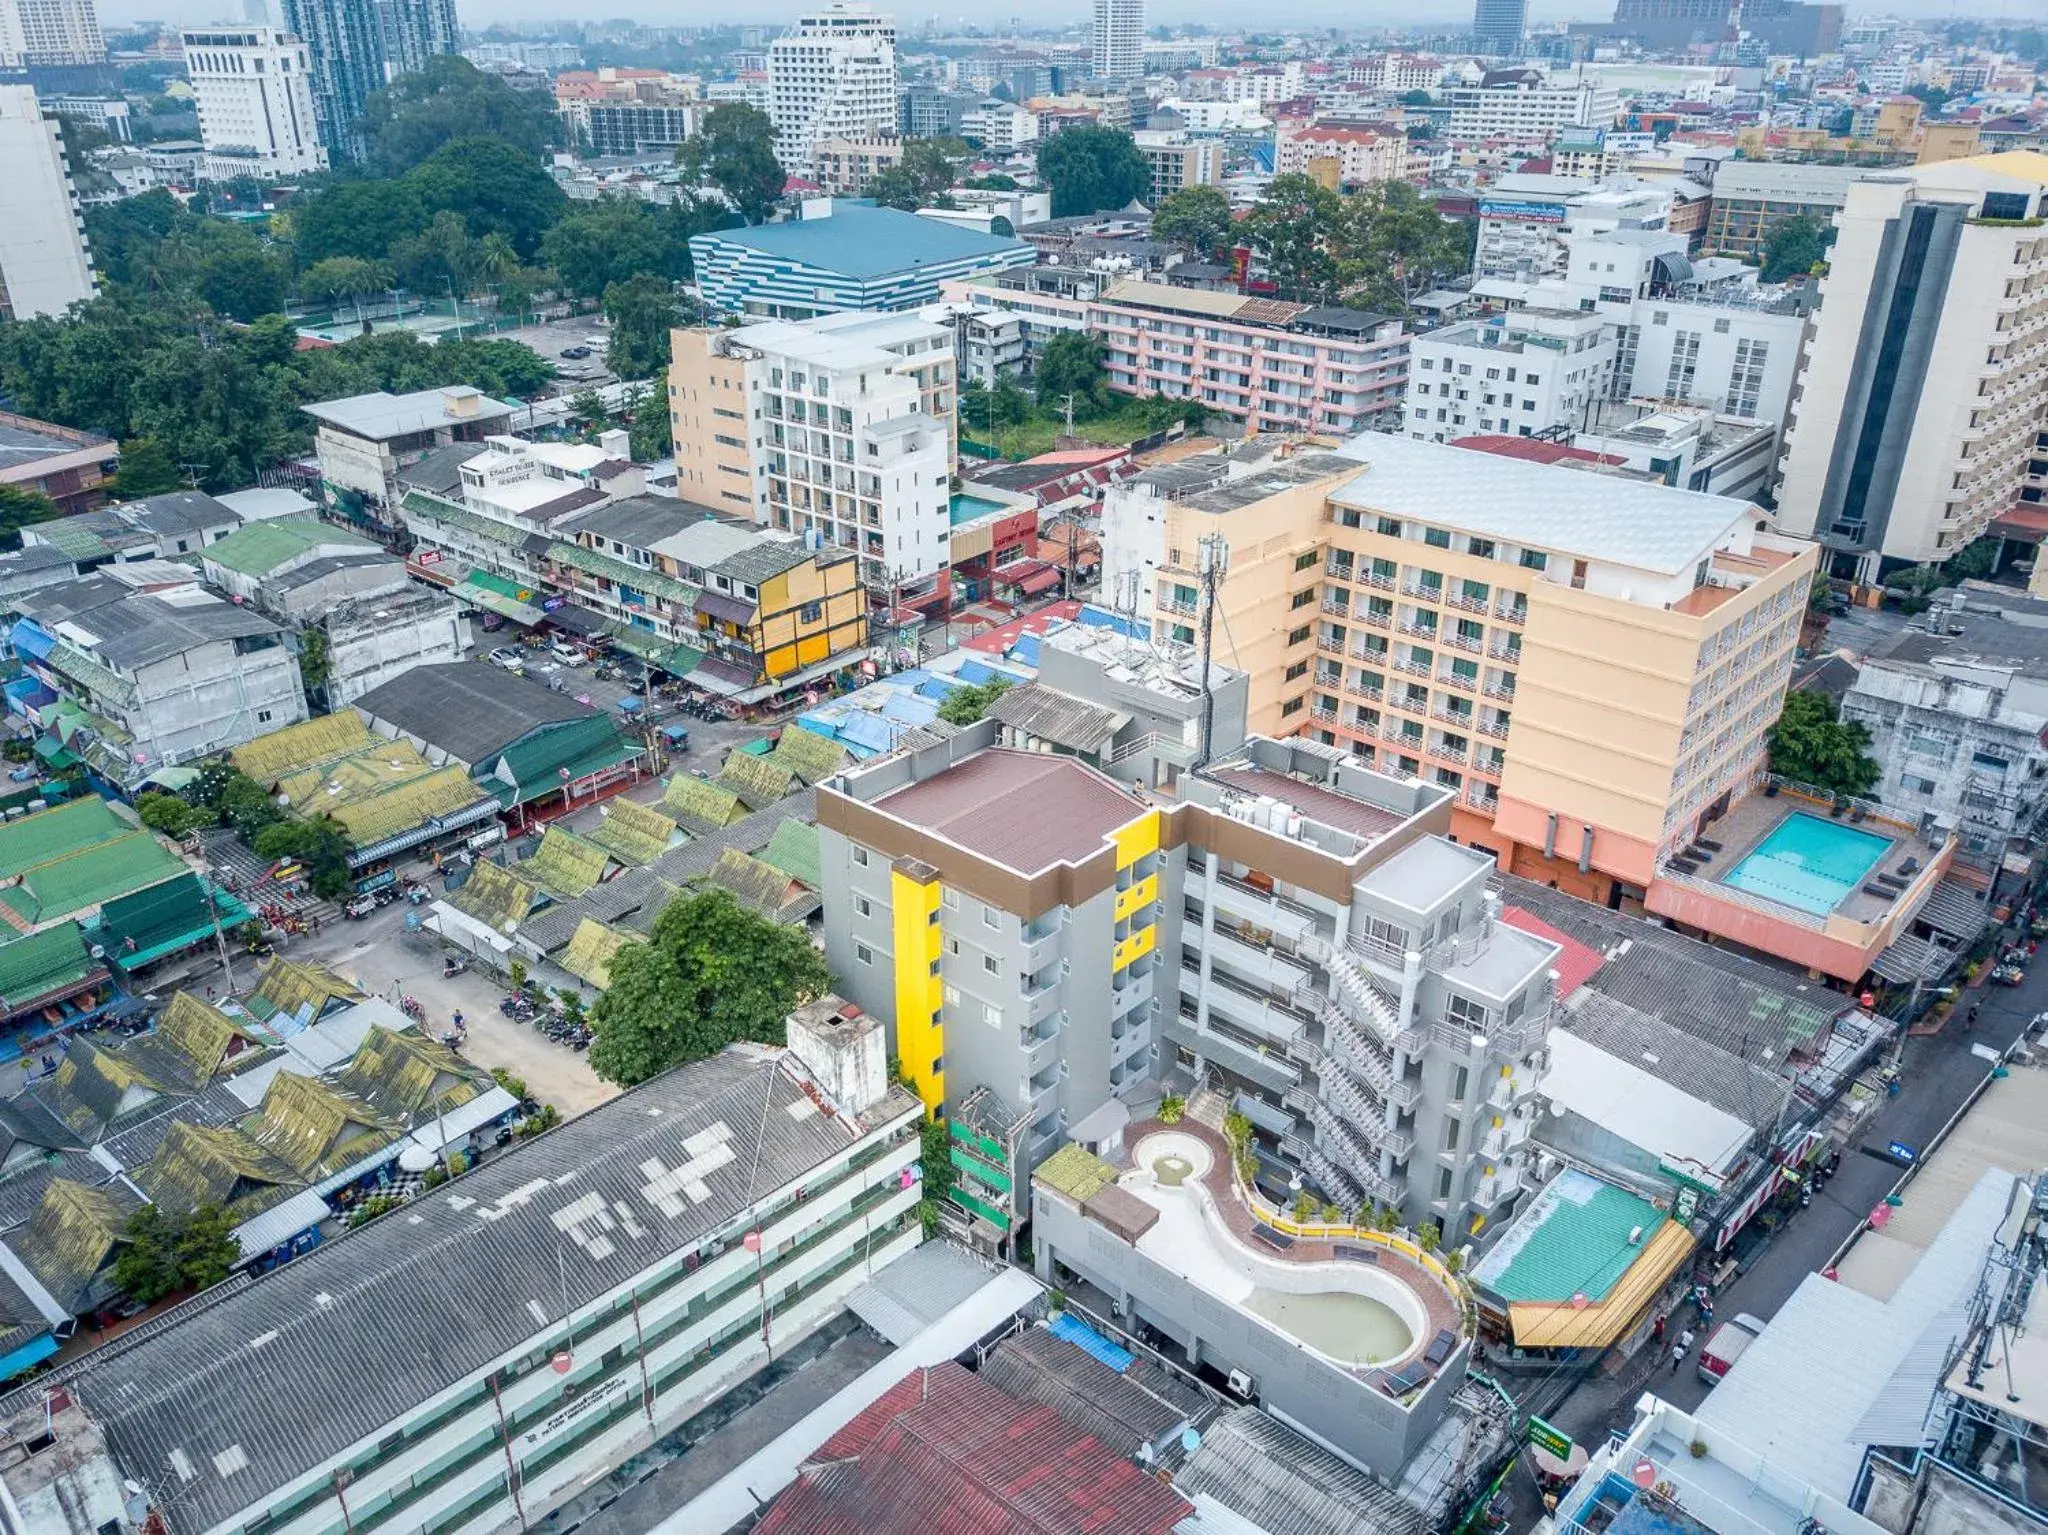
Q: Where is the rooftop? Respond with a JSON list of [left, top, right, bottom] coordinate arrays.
[[872, 750, 1147, 876], [201, 518, 378, 579], [352, 662, 599, 768], [22, 578, 285, 671], [694, 200, 1031, 280], [301, 386, 518, 442], [0, 412, 111, 475], [1330, 432, 1757, 577]]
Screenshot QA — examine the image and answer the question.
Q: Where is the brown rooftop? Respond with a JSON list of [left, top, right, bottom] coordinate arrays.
[[873, 750, 1147, 876], [1204, 766, 1406, 842]]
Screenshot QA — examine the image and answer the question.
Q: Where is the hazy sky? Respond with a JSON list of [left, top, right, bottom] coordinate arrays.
[[104, 0, 2042, 41]]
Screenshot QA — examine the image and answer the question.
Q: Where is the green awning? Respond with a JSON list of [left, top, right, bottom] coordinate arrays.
[[454, 571, 546, 626], [33, 738, 80, 769]]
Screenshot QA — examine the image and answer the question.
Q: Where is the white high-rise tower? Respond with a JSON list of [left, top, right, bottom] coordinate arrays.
[[0, 86, 96, 320], [768, 4, 898, 181], [1091, 0, 1142, 82], [181, 26, 329, 181]]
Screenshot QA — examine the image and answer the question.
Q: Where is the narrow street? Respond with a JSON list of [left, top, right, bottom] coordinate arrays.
[[1540, 957, 2048, 1457]]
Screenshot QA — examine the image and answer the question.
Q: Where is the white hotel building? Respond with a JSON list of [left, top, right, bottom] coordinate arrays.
[[180, 25, 328, 181]]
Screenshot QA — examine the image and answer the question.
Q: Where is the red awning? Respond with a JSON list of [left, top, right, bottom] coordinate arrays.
[[1993, 503, 2048, 544], [1016, 566, 1063, 596]]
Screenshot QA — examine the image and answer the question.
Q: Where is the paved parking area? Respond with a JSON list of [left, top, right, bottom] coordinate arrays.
[[494, 317, 616, 386]]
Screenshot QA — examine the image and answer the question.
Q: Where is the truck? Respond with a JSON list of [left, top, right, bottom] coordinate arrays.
[[1697, 1313, 1767, 1385]]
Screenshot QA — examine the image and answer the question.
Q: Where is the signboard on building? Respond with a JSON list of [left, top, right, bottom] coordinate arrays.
[[1479, 200, 1568, 224], [1527, 1416, 1572, 1459], [517, 1374, 632, 1455]]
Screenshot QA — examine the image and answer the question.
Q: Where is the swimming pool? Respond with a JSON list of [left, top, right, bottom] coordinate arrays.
[[1721, 812, 1894, 917]]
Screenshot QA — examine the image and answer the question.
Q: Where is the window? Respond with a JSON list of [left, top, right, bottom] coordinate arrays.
[[983, 1002, 1003, 1026], [1281, 696, 1305, 716], [256, 710, 273, 724], [855, 943, 873, 965], [1285, 660, 1308, 681], [855, 896, 872, 918], [1443, 1119, 1460, 1151], [944, 985, 961, 1006], [1424, 527, 1452, 549], [1287, 624, 1312, 646], [1294, 550, 1318, 571], [1519, 550, 1547, 571], [799, 601, 823, 624], [1447, 993, 1489, 1027], [852, 847, 869, 867], [982, 907, 1001, 929], [1376, 517, 1402, 537], [983, 955, 1000, 976], [1972, 751, 2011, 773], [940, 887, 958, 910], [1451, 1066, 1469, 1101], [1290, 589, 1317, 610], [1438, 1168, 1454, 1199], [1468, 539, 1495, 560]]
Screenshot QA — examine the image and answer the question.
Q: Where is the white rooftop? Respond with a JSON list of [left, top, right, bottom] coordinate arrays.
[[1331, 432, 1756, 576], [729, 310, 948, 373], [649, 518, 769, 567], [303, 386, 518, 441], [1540, 1027, 1756, 1177]]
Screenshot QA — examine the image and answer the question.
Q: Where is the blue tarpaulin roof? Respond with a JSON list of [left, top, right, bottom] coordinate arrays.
[[1011, 634, 1042, 667], [9, 620, 53, 662], [1047, 1312, 1134, 1372], [836, 715, 898, 754], [881, 693, 940, 726], [1076, 605, 1147, 639]]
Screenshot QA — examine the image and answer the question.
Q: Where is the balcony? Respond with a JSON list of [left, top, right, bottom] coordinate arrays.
[[1443, 630, 1484, 654], [1358, 609, 1392, 632], [1321, 597, 1352, 618], [1314, 666, 1343, 689], [1204, 870, 1319, 941], [1360, 569, 1395, 591], [1209, 925, 1313, 995], [1475, 1167, 1524, 1208], [1316, 634, 1347, 656], [1324, 560, 1356, 581], [1486, 640, 1521, 662], [1445, 589, 1490, 615], [1430, 741, 1468, 766], [1495, 602, 1528, 625], [1310, 705, 1339, 726]]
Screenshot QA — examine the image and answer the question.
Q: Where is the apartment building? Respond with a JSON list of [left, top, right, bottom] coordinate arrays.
[[768, 3, 898, 179], [1700, 160, 1860, 259], [1405, 309, 1616, 443], [811, 133, 900, 194], [0, 1040, 924, 1535], [305, 384, 519, 523], [1273, 124, 1407, 188], [375, 0, 457, 80], [0, 0, 103, 65], [279, 0, 381, 162], [668, 311, 957, 599], [1111, 432, 1815, 905], [1443, 67, 1615, 148], [180, 26, 327, 181], [0, 86, 95, 322], [1133, 131, 1221, 202], [820, 723, 1559, 1246], [1473, 174, 1672, 283], [1777, 153, 2048, 580], [1090, 0, 1140, 81], [959, 100, 1036, 154]]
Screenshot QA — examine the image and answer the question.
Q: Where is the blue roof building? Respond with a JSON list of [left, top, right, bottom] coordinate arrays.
[[690, 200, 1037, 318]]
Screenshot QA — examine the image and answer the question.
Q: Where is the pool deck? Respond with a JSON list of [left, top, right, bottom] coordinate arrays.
[[1100, 1114, 1467, 1387], [1672, 790, 1942, 927]]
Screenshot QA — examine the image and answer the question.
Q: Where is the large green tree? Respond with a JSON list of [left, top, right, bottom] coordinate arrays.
[[0, 485, 60, 546], [112, 1203, 240, 1304], [1036, 126, 1150, 218], [1760, 213, 1835, 282], [677, 103, 785, 225], [300, 255, 393, 311], [1033, 330, 1109, 416], [588, 889, 831, 1086], [603, 275, 689, 381], [404, 137, 568, 259], [363, 55, 559, 174], [1239, 173, 1344, 301], [291, 180, 431, 265], [864, 138, 961, 210], [1767, 690, 1880, 798], [1340, 180, 1473, 310], [542, 197, 677, 301], [1150, 184, 1234, 258], [108, 437, 186, 499]]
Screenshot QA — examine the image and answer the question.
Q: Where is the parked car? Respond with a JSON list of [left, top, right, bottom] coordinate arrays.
[[342, 893, 378, 920], [560, 345, 591, 359], [1698, 1313, 1767, 1385], [487, 646, 526, 673], [549, 639, 587, 665]]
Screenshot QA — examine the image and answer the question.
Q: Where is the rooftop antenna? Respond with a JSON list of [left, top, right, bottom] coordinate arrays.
[[1195, 532, 1229, 767]]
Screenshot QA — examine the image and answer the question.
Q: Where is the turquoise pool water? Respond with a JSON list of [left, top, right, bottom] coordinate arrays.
[[949, 492, 1010, 526], [1722, 812, 1894, 916]]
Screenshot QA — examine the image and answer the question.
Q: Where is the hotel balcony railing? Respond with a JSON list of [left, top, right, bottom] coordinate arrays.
[[1431, 741, 1468, 766], [1475, 717, 1509, 740], [1321, 597, 1352, 617], [1358, 610, 1392, 631], [1443, 631, 1484, 654], [1316, 634, 1347, 656], [1324, 560, 1356, 581], [1392, 656, 1434, 678], [1310, 706, 1339, 726], [1160, 595, 1198, 616], [1397, 619, 1439, 640], [1350, 682, 1384, 703], [1314, 667, 1343, 688], [1444, 589, 1490, 615], [1401, 582, 1445, 602], [1359, 569, 1395, 591], [1482, 681, 1516, 702], [1495, 601, 1529, 624]]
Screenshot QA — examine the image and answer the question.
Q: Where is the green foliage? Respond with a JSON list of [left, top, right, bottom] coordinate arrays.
[[403, 138, 567, 260], [1760, 213, 1835, 282], [959, 374, 1033, 432], [1292, 1188, 1317, 1221], [1036, 126, 1150, 218], [542, 197, 677, 301], [113, 1202, 239, 1304], [297, 628, 332, 696], [965, 173, 1019, 191], [678, 103, 785, 225], [136, 791, 207, 839], [920, 1116, 956, 1234], [202, 766, 354, 896], [1417, 1221, 1441, 1253], [625, 385, 672, 461], [300, 255, 393, 309], [1322, 1201, 1344, 1222], [864, 138, 959, 210], [1239, 175, 1470, 309], [1375, 1205, 1400, 1232], [348, 1192, 404, 1228], [936, 677, 1013, 725], [1157, 1094, 1185, 1124], [588, 888, 831, 1085], [1150, 184, 1234, 257], [0, 484, 60, 546], [1222, 1110, 1253, 1152], [1239, 173, 1344, 301], [81, 189, 184, 287], [490, 1064, 529, 1100], [1445, 1248, 1465, 1274], [1947, 536, 2000, 581], [363, 56, 559, 175], [1767, 690, 1880, 799], [603, 274, 687, 381], [292, 180, 430, 265], [1033, 330, 1109, 416]]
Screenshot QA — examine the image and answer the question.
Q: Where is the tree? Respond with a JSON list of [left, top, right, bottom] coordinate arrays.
[[1767, 690, 1880, 798], [1033, 330, 1108, 416], [404, 137, 568, 259], [1036, 126, 1150, 218], [297, 626, 332, 698], [112, 1202, 240, 1304], [589, 888, 831, 1085], [197, 244, 289, 322], [1947, 536, 2000, 581], [864, 138, 958, 210], [300, 255, 392, 312], [0, 485, 59, 546], [1760, 213, 1834, 282], [1151, 184, 1233, 258], [82, 189, 184, 288], [602, 275, 686, 381], [109, 438, 186, 499], [937, 677, 1013, 724], [677, 103, 785, 225], [966, 173, 1019, 191], [292, 180, 430, 265], [137, 791, 207, 839], [1341, 180, 1472, 311], [541, 197, 676, 301], [1239, 173, 1344, 301], [625, 385, 672, 460], [363, 55, 558, 175]]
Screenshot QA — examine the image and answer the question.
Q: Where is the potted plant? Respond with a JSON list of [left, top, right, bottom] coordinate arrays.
[[1158, 1094, 1185, 1125]]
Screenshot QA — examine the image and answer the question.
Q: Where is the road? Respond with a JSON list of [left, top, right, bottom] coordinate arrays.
[[1538, 953, 2048, 1459]]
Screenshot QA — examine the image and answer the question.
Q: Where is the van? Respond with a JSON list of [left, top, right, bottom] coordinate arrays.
[[1698, 1313, 1766, 1384]]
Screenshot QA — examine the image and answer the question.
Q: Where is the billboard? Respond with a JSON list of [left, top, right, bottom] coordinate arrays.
[[1479, 200, 1569, 224]]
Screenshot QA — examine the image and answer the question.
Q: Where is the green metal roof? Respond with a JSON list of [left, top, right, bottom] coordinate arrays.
[[2, 831, 188, 926], [203, 519, 377, 578], [401, 491, 530, 550], [0, 798, 131, 881], [548, 541, 697, 604], [1472, 1169, 1669, 1305], [759, 820, 822, 890], [0, 922, 101, 1016]]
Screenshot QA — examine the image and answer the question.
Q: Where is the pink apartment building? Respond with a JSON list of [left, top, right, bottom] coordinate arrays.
[[1274, 124, 1410, 185]]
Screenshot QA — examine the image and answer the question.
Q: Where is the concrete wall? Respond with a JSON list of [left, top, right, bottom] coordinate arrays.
[[328, 605, 467, 708], [130, 638, 307, 765]]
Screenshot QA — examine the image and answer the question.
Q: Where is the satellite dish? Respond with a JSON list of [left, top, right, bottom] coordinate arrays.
[[398, 1145, 437, 1173]]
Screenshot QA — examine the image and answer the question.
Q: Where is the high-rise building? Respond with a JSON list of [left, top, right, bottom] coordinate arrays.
[[668, 310, 958, 600], [0, 0, 105, 66], [768, 4, 898, 181], [1777, 153, 2048, 582], [0, 86, 95, 321], [1090, 0, 1141, 82], [282, 0, 456, 163], [1471, 0, 1528, 57], [180, 27, 329, 181]]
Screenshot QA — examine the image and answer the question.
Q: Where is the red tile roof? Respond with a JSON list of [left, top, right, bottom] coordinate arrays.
[[1501, 906, 1606, 997], [756, 1363, 1192, 1535], [960, 600, 1082, 655], [1451, 434, 1626, 468]]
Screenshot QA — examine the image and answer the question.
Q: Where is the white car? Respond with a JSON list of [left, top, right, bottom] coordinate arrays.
[[487, 646, 526, 673]]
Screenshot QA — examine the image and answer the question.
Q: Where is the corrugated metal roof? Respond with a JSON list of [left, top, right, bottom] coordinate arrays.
[[519, 825, 609, 900], [1175, 1407, 1429, 1535], [560, 917, 630, 990], [585, 797, 679, 867]]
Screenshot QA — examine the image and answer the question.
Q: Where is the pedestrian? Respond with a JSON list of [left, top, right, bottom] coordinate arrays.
[[1968, 1003, 1981, 1030], [1678, 1326, 1696, 1354], [1669, 1341, 1685, 1374], [1651, 1314, 1665, 1345]]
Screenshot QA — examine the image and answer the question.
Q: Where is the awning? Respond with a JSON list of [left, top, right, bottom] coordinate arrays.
[[454, 572, 545, 626], [1993, 504, 2048, 544], [695, 590, 756, 627], [1506, 1220, 1696, 1349], [347, 795, 502, 865], [548, 605, 619, 639], [32, 737, 80, 770], [1915, 876, 1990, 944], [1015, 566, 1062, 596], [1870, 932, 1954, 985]]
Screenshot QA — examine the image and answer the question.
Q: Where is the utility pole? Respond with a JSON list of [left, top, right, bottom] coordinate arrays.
[[1195, 532, 1229, 767], [1061, 392, 1077, 437]]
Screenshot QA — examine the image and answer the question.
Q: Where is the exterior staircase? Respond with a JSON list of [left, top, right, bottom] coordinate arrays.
[[1186, 1086, 1229, 1131]]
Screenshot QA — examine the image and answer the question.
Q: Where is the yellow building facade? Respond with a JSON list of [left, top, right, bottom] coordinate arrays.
[[667, 327, 757, 516]]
